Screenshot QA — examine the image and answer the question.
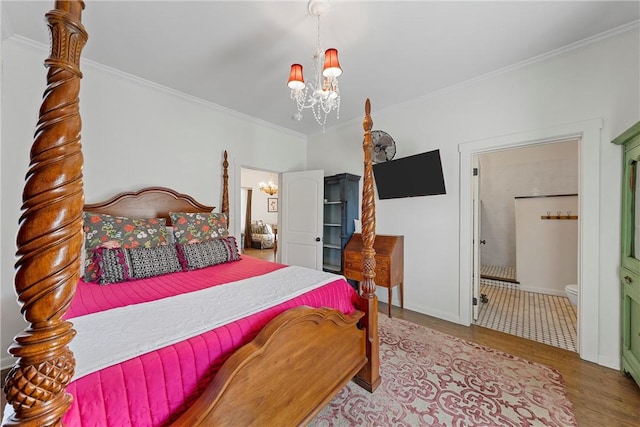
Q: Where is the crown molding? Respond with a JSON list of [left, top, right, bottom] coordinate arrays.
[[350, 20, 640, 123], [6, 35, 307, 141]]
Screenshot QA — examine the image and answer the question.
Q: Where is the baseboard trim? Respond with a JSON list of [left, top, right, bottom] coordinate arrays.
[[598, 354, 620, 370]]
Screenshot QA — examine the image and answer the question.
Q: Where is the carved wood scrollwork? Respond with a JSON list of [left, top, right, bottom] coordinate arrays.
[[3, 1, 88, 425], [222, 150, 230, 225], [354, 99, 381, 392]]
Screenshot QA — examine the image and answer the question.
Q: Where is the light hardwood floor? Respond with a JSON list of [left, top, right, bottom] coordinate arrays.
[[243, 247, 277, 262], [384, 302, 640, 427]]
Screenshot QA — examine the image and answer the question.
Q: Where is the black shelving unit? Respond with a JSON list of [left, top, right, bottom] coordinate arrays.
[[323, 173, 360, 274]]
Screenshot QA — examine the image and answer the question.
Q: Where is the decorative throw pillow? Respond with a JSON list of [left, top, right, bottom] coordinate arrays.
[[126, 245, 183, 279], [93, 247, 129, 285], [83, 211, 169, 282], [170, 211, 229, 244], [93, 245, 182, 284], [177, 236, 240, 271], [250, 221, 266, 235]]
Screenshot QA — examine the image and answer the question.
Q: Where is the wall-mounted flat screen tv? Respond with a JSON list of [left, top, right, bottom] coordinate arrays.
[[373, 149, 446, 199]]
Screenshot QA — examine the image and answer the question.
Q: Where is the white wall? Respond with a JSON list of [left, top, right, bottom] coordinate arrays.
[[515, 195, 578, 295], [0, 38, 306, 368], [479, 141, 578, 268], [307, 28, 639, 368]]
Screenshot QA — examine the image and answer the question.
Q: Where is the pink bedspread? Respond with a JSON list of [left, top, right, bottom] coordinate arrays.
[[65, 256, 287, 319], [62, 256, 358, 426]]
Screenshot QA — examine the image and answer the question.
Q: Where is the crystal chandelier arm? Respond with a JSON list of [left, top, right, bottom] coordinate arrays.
[[287, 0, 341, 132]]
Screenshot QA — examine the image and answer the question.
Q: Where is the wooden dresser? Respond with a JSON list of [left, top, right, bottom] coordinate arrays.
[[343, 234, 404, 317]]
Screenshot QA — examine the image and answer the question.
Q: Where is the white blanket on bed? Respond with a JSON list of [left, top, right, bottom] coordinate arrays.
[[68, 265, 344, 380]]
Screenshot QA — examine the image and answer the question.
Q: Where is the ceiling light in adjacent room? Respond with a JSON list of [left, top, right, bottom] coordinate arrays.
[[259, 179, 278, 196]]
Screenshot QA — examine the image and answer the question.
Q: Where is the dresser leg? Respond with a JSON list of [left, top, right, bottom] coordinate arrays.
[[400, 282, 404, 308], [388, 287, 392, 318]]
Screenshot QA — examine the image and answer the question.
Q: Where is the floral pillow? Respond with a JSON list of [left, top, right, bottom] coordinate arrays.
[[170, 212, 228, 244], [83, 211, 169, 282], [250, 221, 267, 235]]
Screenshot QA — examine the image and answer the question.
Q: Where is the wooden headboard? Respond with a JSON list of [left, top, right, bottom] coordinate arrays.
[[84, 187, 217, 226]]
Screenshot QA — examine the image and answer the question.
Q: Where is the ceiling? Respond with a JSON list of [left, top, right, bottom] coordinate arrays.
[[3, 1, 639, 136]]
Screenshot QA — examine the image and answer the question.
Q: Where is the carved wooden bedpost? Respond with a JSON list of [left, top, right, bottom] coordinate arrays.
[[3, 1, 87, 425], [354, 99, 381, 392], [222, 150, 230, 224]]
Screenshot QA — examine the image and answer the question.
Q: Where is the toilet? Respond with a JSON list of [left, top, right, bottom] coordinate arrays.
[[565, 284, 578, 306]]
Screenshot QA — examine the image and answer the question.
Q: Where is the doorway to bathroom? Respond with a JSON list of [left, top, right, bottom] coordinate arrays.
[[473, 140, 579, 352], [460, 118, 603, 363]]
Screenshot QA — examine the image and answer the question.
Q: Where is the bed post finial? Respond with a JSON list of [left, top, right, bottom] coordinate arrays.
[[222, 150, 230, 226], [3, 1, 87, 425], [354, 98, 380, 392]]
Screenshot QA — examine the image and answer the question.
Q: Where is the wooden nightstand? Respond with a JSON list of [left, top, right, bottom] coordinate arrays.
[[343, 234, 404, 317]]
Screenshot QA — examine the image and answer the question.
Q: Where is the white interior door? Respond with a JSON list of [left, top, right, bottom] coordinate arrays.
[[472, 157, 482, 320], [280, 170, 324, 269]]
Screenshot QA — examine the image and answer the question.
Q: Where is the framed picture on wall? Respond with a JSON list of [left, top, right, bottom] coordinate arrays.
[[268, 198, 278, 212]]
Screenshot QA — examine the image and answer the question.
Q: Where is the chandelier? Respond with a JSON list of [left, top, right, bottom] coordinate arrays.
[[259, 179, 278, 196], [287, 0, 342, 132]]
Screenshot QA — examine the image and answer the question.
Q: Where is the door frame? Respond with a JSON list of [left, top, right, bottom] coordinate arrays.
[[472, 156, 481, 321], [459, 118, 602, 363]]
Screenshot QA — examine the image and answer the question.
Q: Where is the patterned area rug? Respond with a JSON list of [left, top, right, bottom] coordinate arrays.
[[311, 316, 576, 427]]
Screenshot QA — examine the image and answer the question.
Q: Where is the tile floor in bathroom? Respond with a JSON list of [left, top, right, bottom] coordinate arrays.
[[476, 277, 578, 352], [480, 264, 518, 283]]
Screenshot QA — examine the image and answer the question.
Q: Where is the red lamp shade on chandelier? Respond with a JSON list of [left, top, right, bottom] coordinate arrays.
[[288, 64, 305, 90], [322, 48, 342, 77], [287, 0, 342, 131]]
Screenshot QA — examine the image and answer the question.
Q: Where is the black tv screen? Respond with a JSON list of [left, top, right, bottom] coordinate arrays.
[[373, 149, 446, 199]]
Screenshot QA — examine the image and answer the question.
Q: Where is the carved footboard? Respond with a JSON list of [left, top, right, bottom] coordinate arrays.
[[173, 307, 366, 426]]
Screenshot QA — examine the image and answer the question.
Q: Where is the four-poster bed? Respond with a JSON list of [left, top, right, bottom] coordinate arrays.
[[2, 1, 380, 426]]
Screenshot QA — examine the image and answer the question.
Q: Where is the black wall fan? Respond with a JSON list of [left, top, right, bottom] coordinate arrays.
[[371, 130, 396, 164]]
